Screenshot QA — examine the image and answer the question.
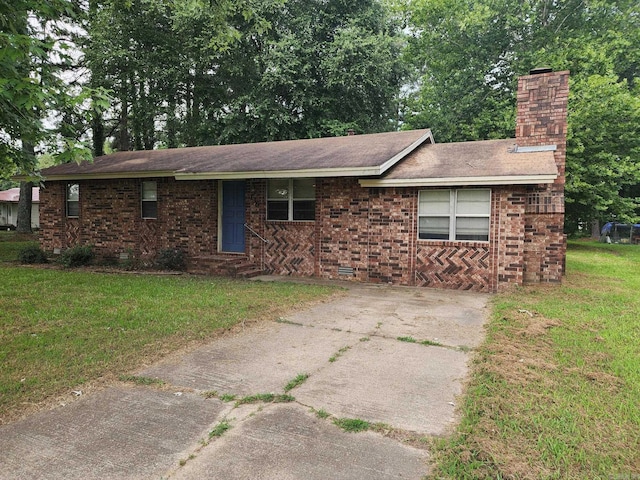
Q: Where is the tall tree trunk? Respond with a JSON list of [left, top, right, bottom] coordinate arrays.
[[92, 110, 105, 157], [16, 143, 35, 233], [16, 181, 33, 233]]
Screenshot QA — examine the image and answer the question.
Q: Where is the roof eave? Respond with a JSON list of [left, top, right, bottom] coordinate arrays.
[[40, 171, 176, 182], [175, 166, 388, 180], [359, 174, 558, 188]]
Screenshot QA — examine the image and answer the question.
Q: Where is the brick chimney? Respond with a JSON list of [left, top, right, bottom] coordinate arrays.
[[516, 69, 570, 186], [515, 69, 570, 284]]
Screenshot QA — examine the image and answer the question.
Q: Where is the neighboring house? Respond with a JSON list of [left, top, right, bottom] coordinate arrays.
[[0, 187, 40, 230], [34, 69, 569, 292]]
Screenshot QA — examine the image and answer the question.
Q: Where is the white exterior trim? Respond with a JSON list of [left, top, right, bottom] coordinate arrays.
[[359, 174, 557, 188]]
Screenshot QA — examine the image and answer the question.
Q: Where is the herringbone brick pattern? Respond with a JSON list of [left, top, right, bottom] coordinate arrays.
[[416, 244, 492, 291], [264, 223, 315, 276]]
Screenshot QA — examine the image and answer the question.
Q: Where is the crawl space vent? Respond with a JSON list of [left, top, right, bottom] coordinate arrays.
[[338, 266, 355, 276]]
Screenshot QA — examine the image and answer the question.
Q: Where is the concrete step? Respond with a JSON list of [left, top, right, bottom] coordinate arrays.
[[188, 255, 264, 278]]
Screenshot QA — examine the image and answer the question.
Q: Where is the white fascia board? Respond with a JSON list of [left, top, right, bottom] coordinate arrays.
[[40, 171, 176, 182], [175, 166, 385, 180], [359, 174, 558, 188], [377, 130, 435, 174]]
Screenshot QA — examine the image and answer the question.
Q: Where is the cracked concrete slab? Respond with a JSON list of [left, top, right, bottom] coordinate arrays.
[[283, 283, 489, 349], [169, 403, 429, 480], [0, 386, 225, 480], [294, 336, 469, 435], [141, 322, 362, 395], [1, 282, 489, 479]]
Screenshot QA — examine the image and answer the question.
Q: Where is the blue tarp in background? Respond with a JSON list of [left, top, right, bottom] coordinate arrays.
[[600, 222, 640, 244]]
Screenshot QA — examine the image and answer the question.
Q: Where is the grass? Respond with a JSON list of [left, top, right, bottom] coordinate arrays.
[[0, 233, 337, 422], [429, 241, 640, 479], [233, 393, 295, 406], [397, 336, 443, 347], [283, 373, 309, 392], [328, 345, 351, 362], [313, 407, 330, 419], [209, 421, 231, 438], [0, 231, 38, 263], [333, 417, 371, 433], [118, 375, 165, 386]]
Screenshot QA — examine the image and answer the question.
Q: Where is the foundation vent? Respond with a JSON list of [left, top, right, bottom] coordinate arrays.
[[338, 266, 355, 276]]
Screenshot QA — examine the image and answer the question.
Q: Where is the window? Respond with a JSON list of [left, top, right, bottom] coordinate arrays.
[[141, 181, 158, 219], [418, 189, 490, 241], [267, 178, 315, 221], [66, 183, 79, 217]]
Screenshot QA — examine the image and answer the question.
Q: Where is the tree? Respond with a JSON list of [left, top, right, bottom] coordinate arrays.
[[565, 75, 640, 230], [84, 0, 406, 150], [402, 0, 640, 232], [1, 0, 108, 231], [215, 0, 406, 142]]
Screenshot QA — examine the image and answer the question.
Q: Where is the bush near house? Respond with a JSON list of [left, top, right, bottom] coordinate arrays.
[[155, 248, 186, 271], [58, 245, 95, 268], [18, 245, 48, 264]]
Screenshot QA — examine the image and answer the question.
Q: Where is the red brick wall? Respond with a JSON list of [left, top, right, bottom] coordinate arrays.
[[40, 178, 218, 261], [317, 178, 370, 281], [245, 179, 316, 276], [39, 182, 66, 251], [494, 188, 526, 289], [156, 178, 217, 258], [264, 223, 315, 275], [40, 177, 538, 291], [366, 187, 416, 284]]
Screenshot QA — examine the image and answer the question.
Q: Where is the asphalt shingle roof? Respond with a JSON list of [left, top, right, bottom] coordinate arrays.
[[384, 138, 558, 180], [38, 130, 558, 186], [41, 130, 432, 179]]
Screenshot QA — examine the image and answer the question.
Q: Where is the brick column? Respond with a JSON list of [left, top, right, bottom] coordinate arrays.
[[516, 69, 570, 283]]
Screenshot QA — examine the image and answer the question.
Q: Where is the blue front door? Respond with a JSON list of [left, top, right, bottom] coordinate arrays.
[[221, 181, 246, 253]]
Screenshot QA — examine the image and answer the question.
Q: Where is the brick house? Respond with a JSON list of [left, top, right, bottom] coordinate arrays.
[[36, 69, 569, 292]]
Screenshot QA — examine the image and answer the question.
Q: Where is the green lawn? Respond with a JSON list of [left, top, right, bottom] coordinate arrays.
[[0, 231, 38, 262], [2, 233, 639, 478], [429, 241, 640, 479], [0, 233, 338, 422]]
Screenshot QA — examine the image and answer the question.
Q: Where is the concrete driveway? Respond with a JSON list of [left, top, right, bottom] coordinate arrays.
[[0, 281, 489, 479]]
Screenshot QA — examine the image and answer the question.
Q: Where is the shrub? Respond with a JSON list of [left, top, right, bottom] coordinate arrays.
[[155, 248, 186, 271], [58, 245, 95, 268], [18, 245, 48, 264]]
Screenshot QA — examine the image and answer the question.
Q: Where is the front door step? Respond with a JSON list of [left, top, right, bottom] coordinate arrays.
[[188, 255, 263, 278]]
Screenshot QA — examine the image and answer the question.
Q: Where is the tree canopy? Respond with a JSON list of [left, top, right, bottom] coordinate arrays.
[[85, 0, 406, 152], [402, 0, 640, 231], [1, 0, 638, 232], [0, 0, 108, 176]]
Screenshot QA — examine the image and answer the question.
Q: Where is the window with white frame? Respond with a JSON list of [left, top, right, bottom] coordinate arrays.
[[66, 183, 79, 217], [418, 189, 490, 241], [141, 181, 158, 219], [267, 178, 315, 221]]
